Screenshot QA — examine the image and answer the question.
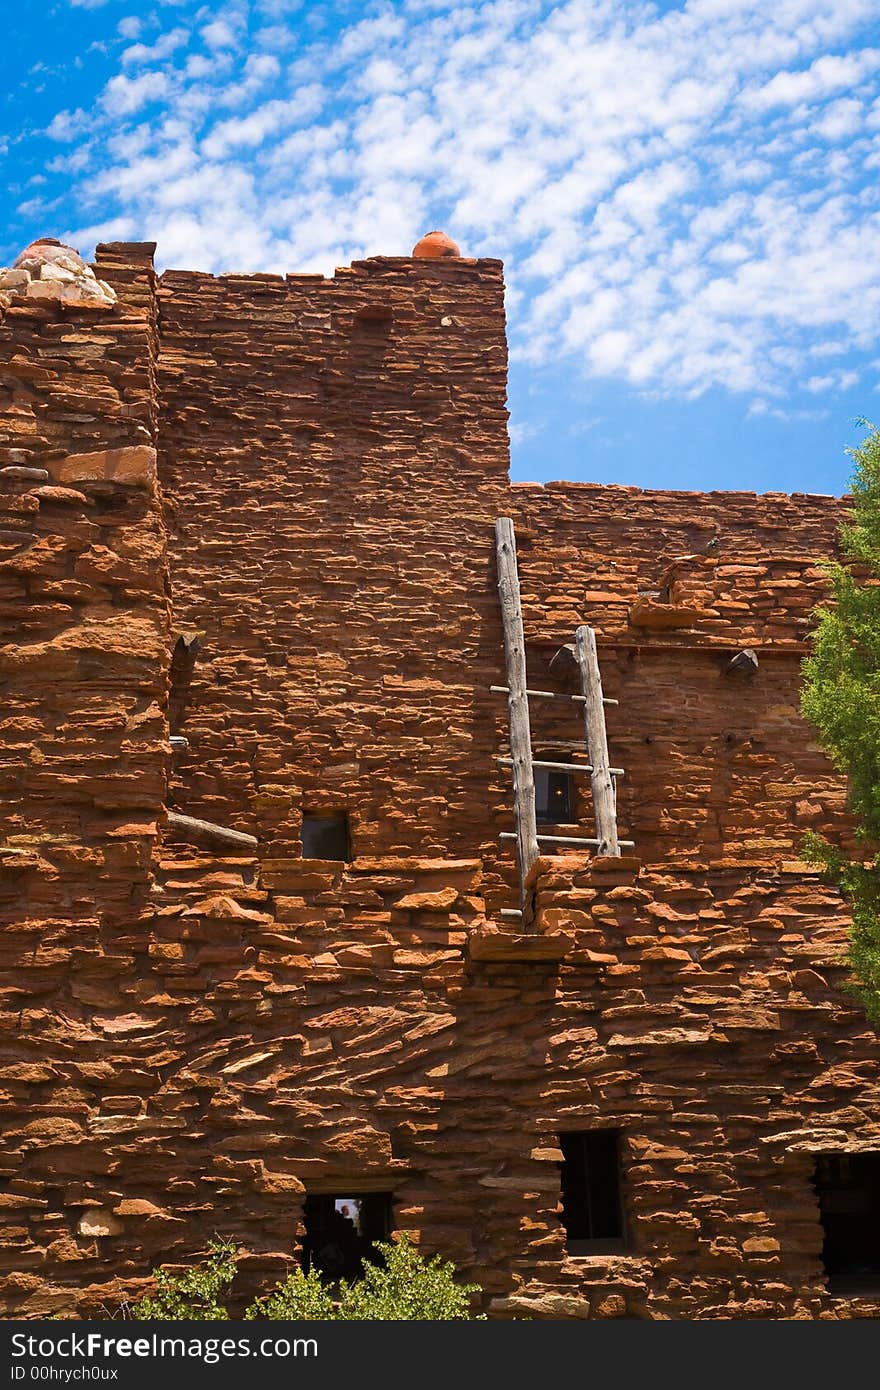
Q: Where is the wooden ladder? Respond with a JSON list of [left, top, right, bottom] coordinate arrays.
[[492, 516, 633, 917]]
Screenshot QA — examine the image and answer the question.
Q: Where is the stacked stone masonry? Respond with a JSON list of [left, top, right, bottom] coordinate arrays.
[[1, 240, 878, 1319]]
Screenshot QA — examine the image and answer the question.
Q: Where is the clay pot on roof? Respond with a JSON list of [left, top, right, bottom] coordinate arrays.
[[412, 230, 461, 259]]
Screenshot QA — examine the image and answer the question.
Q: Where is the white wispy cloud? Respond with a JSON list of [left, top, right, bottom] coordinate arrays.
[[101, 71, 173, 117], [46, 108, 91, 142], [742, 50, 880, 110], [202, 87, 324, 157], [122, 29, 190, 67], [35, 0, 880, 406]]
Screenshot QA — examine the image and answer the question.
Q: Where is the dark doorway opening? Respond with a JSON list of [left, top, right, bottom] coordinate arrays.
[[301, 812, 350, 861], [301, 1193, 393, 1283], [559, 1130, 626, 1254], [814, 1152, 880, 1293]]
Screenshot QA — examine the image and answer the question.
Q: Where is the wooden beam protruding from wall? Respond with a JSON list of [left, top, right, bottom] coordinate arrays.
[[166, 811, 258, 854]]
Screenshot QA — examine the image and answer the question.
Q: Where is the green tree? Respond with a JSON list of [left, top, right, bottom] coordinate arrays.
[[134, 1238, 237, 1320], [801, 420, 880, 1024]]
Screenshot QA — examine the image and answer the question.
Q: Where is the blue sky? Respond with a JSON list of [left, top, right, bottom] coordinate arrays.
[[3, 0, 880, 494]]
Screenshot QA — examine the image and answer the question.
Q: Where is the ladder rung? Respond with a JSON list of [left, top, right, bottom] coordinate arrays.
[[497, 757, 624, 776], [501, 833, 636, 849], [490, 685, 618, 707]]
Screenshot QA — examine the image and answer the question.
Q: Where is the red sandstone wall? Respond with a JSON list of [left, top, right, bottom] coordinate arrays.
[[0, 244, 173, 1308], [3, 842, 878, 1320], [481, 854, 880, 1320], [510, 484, 852, 874], [156, 256, 513, 891], [0, 241, 169, 915], [156, 268, 852, 905]]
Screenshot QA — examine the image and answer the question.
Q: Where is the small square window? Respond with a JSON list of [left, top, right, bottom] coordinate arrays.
[[301, 1193, 393, 1282], [535, 765, 574, 824], [301, 812, 350, 861], [559, 1130, 626, 1253], [814, 1152, 880, 1293]]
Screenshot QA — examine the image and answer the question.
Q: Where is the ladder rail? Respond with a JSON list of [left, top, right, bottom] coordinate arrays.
[[494, 518, 539, 910], [575, 625, 621, 856]]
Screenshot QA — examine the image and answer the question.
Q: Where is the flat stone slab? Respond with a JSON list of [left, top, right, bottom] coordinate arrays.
[[0, 465, 49, 481], [468, 925, 574, 962], [48, 446, 156, 489]]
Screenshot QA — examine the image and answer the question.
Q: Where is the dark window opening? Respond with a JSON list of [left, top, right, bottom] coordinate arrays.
[[301, 1193, 392, 1283], [535, 764, 574, 824], [301, 812, 350, 861], [814, 1152, 880, 1293], [559, 1130, 626, 1253], [353, 304, 393, 333]]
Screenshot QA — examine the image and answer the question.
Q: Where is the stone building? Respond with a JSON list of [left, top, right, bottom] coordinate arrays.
[[1, 232, 879, 1320]]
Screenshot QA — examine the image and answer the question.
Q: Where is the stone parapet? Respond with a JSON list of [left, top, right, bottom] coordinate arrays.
[[0, 243, 170, 944]]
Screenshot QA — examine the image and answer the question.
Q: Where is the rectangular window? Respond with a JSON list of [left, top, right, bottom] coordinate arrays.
[[814, 1152, 880, 1292], [559, 1130, 626, 1253], [301, 812, 350, 861], [535, 766, 573, 824], [301, 1192, 393, 1283]]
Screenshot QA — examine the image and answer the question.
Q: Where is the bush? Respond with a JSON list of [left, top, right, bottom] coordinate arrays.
[[244, 1265, 337, 1320], [134, 1234, 484, 1320], [135, 1238, 237, 1320], [335, 1235, 483, 1320], [248, 1234, 483, 1320], [801, 420, 880, 1024]]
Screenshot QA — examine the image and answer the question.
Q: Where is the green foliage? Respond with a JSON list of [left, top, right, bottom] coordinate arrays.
[[335, 1235, 484, 1320], [801, 421, 880, 1024], [132, 1234, 484, 1321], [244, 1265, 338, 1320], [248, 1234, 483, 1320], [134, 1239, 237, 1320]]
